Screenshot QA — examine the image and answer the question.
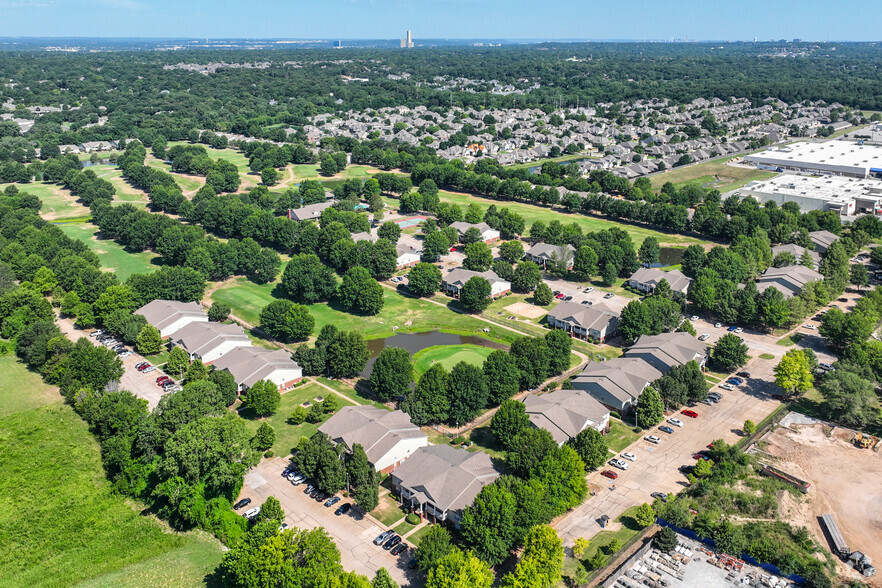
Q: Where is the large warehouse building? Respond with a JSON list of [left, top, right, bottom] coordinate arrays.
[[744, 140, 882, 178], [740, 174, 882, 215]]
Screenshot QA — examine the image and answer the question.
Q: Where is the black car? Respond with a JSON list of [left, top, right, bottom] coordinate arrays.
[[384, 535, 402, 550], [679, 464, 695, 475], [650, 492, 668, 503], [391, 543, 408, 556], [737, 371, 751, 378], [309, 488, 320, 499], [407, 557, 418, 570], [233, 498, 252, 510], [334, 503, 352, 516], [303, 484, 315, 495], [315, 491, 328, 502]]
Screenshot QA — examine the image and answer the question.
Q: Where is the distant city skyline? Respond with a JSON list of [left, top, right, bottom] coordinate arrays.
[[0, 0, 878, 42]]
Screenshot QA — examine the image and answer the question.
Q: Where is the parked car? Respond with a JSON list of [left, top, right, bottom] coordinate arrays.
[[135, 361, 149, 370], [233, 498, 251, 510], [690, 315, 699, 321], [681, 409, 698, 418], [604, 292, 614, 299], [563, 295, 573, 301], [727, 326, 737, 332], [290, 474, 306, 485], [679, 465, 695, 475], [89, 330, 104, 338], [819, 363, 835, 371], [803, 324, 816, 330], [303, 484, 315, 495], [142, 366, 156, 373], [334, 503, 352, 516], [391, 543, 408, 556], [315, 491, 328, 502], [667, 417, 684, 428], [698, 333, 710, 341], [650, 492, 668, 502], [325, 496, 341, 508], [719, 383, 735, 391], [771, 394, 786, 402], [644, 435, 660, 444], [278, 522, 289, 531], [736, 371, 751, 378], [584, 287, 595, 293], [156, 375, 171, 384], [659, 425, 675, 434], [838, 297, 848, 303], [714, 322, 722, 328], [693, 453, 711, 461], [609, 458, 629, 470], [727, 378, 743, 386], [708, 392, 722, 401], [374, 531, 394, 546], [581, 300, 591, 305], [601, 470, 618, 480], [700, 398, 716, 406], [384, 535, 402, 550], [242, 507, 260, 519], [621, 452, 636, 461], [118, 351, 132, 358], [734, 327, 743, 333]]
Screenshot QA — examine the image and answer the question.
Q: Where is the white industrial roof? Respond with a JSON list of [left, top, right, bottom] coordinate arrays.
[[742, 174, 882, 206], [745, 140, 882, 176]]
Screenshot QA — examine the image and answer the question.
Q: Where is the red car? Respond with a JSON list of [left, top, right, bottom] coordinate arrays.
[[449, 247, 456, 252], [693, 453, 710, 461], [601, 470, 618, 480], [136, 363, 152, 372], [156, 377, 172, 386], [681, 409, 698, 418]]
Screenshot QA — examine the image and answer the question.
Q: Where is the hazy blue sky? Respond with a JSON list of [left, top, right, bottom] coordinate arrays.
[[0, 0, 878, 41]]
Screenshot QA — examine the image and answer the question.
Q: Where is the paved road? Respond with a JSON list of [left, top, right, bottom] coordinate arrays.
[[554, 354, 783, 545], [241, 458, 421, 587]]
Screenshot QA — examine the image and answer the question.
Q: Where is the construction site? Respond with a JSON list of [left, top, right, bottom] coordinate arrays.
[[751, 414, 881, 584]]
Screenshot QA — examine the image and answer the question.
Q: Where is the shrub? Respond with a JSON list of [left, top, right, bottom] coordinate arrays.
[[306, 403, 324, 423], [264, 450, 274, 458], [290, 406, 308, 424], [406, 513, 420, 525], [321, 394, 340, 413]]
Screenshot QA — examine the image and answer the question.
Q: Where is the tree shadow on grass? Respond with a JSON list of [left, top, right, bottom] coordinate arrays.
[[618, 513, 643, 532]]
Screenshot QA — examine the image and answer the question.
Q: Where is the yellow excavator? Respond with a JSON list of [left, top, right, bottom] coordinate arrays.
[[853, 433, 878, 449]]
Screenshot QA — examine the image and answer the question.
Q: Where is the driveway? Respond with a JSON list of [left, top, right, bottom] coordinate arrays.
[[240, 458, 421, 587], [553, 357, 782, 545]]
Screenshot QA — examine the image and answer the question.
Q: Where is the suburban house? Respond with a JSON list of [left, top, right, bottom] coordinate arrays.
[[135, 300, 207, 338], [571, 357, 662, 412], [754, 265, 824, 299], [351, 231, 378, 243], [391, 445, 500, 526], [627, 332, 709, 373], [627, 267, 693, 297], [522, 389, 610, 445], [808, 230, 839, 254], [771, 243, 821, 268], [545, 301, 620, 342], [170, 322, 252, 364], [524, 243, 577, 269], [210, 346, 302, 393], [319, 406, 428, 473], [287, 200, 338, 222], [442, 268, 511, 299], [449, 221, 500, 244], [396, 246, 421, 269]]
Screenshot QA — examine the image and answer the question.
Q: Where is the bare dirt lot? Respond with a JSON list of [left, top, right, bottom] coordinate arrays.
[[505, 301, 546, 319], [760, 422, 882, 585]]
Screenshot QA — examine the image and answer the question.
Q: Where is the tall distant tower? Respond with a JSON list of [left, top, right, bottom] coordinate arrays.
[[406, 30, 413, 48]]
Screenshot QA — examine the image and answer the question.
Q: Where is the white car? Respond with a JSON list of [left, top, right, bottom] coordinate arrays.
[[720, 383, 736, 391], [645, 435, 660, 444], [609, 458, 629, 470], [690, 315, 699, 321], [714, 322, 722, 328], [243, 507, 260, 519], [803, 324, 816, 330], [734, 327, 744, 333], [667, 417, 684, 428], [699, 333, 710, 341], [819, 363, 835, 371], [621, 452, 637, 462], [584, 287, 595, 293]]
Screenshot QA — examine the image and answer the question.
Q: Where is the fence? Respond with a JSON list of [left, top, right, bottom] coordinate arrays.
[[580, 525, 656, 587], [598, 535, 656, 588]]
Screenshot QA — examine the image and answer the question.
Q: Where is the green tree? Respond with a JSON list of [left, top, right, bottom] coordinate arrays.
[[208, 302, 231, 322], [210, 369, 239, 406], [742, 419, 756, 436], [422, 231, 450, 261], [369, 347, 413, 401], [483, 349, 520, 404], [259, 299, 315, 342], [416, 524, 455, 573], [31, 266, 57, 295], [327, 330, 370, 378], [185, 358, 209, 382], [573, 245, 599, 279], [500, 525, 564, 588], [491, 400, 531, 450], [246, 379, 282, 417], [567, 428, 608, 471], [459, 276, 491, 313], [257, 495, 285, 523], [498, 240, 525, 263], [460, 484, 517, 565], [261, 166, 280, 186], [509, 336, 550, 390], [294, 433, 346, 493], [447, 362, 489, 424], [280, 254, 338, 304], [338, 266, 384, 315], [136, 324, 163, 355], [850, 264, 869, 290], [347, 443, 379, 512], [533, 282, 553, 306], [544, 329, 572, 376], [601, 261, 618, 286], [407, 262, 442, 297], [638, 237, 660, 266], [635, 386, 664, 428], [653, 527, 678, 552], [252, 422, 276, 451], [634, 503, 656, 528], [512, 261, 542, 293], [712, 333, 749, 372], [401, 364, 449, 425], [759, 286, 790, 328], [818, 364, 880, 428], [774, 349, 814, 397], [426, 549, 493, 588], [320, 153, 339, 176], [371, 568, 398, 588], [377, 222, 402, 243], [464, 242, 493, 272]]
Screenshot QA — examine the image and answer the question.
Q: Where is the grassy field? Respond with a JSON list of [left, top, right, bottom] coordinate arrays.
[[239, 382, 348, 458], [573, 505, 646, 569], [210, 278, 523, 345], [605, 417, 641, 454], [649, 155, 777, 192], [0, 356, 223, 588], [411, 344, 496, 376], [2, 181, 89, 220], [57, 221, 159, 280], [437, 190, 705, 246], [506, 151, 602, 170], [316, 377, 388, 410]]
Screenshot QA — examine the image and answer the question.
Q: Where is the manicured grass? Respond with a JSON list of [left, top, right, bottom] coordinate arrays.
[[372, 493, 406, 526], [422, 426, 452, 447], [605, 417, 641, 454], [3, 181, 89, 219], [393, 518, 419, 537], [239, 383, 347, 457], [705, 374, 722, 384], [0, 404, 188, 588], [437, 190, 705, 246], [211, 277, 523, 345], [316, 377, 388, 410], [577, 505, 646, 568], [506, 151, 601, 170], [412, 344, 496, 376], [57, 221, 159, 280], [289, 163, 378, 182], [464, 424, 506, 459], [91, 165, 150, 202], [649, 155, 777, 192], [776, 333, 804, 346], [407, 522, 436, 546], [759, 353, 776, 360], [77, 532, 223, 588], [0, 355, 62, 418]]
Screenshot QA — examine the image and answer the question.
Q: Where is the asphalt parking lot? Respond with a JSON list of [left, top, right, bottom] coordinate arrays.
[[554, 356, 783, 545], [239, 458, 419, 587]]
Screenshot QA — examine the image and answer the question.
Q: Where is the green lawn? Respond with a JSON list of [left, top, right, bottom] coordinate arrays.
[[776, 333, 804, 346], [464, 424, 506, 459], [576, 505, 646, 568], [649, 155, 777, 192], [91, 165, 150, 202], [57, 221, 159, 280], [316, 377, 388, 410], [289, 163, 379, 182], [406, 523, 436, 546], [2, 181, 89, 219], [606, 417, 641, 454], [239, 383, 348, 458], [372, 493, 406, 527], [506, 151, 601, 170], [0, 354, 61, 418], [411, 344, 496, 376], [210, 277, 523, 345], [759, 353, 776, 360], [437, 190, 705, 246], [393, 518, 419, 537]]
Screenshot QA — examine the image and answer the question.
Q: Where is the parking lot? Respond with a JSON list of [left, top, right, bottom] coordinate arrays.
[[554, 356, 784, 545], [239, 458, 419, 587]]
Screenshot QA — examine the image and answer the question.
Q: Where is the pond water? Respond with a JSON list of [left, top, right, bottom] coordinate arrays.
[[658, 247, 685, 267], [81, 159, 112, 168], [360, 331, 507, 378]]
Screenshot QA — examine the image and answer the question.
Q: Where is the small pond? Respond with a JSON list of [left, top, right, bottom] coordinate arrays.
[[360, 331, 507, 378], [658, 247, 685, 267]]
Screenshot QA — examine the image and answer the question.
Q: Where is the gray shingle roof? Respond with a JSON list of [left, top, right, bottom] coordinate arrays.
[[172, 322, 250, 358], [210, 346, 300, 389], [136, 300, 205, 334], [628, 332, 708, 372], [573, 357, 663, 405], [628, 267, 692, 293], [522, 389, 609, 444], [755, 265, 824, 299], [319, 406, 426, 466], [547, 301, 619, 331]]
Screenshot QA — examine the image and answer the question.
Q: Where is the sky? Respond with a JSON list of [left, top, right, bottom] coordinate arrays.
[[0, 0, 879, 41]]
